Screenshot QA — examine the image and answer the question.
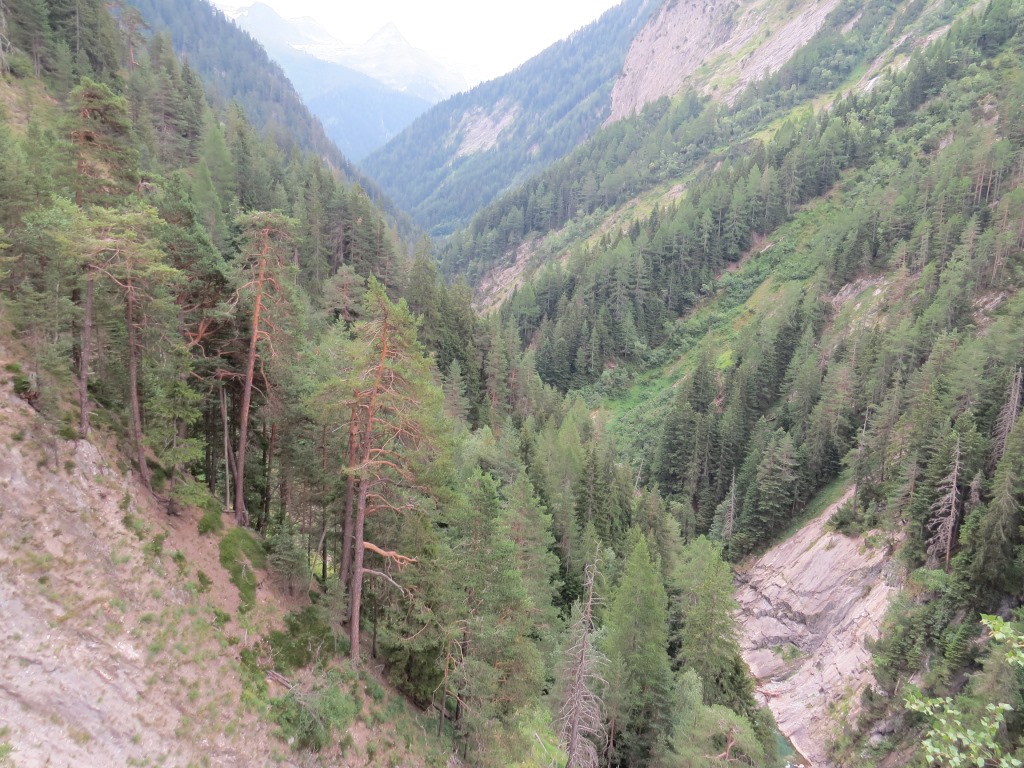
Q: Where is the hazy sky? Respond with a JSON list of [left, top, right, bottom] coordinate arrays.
[[210, 0, 623, 83]]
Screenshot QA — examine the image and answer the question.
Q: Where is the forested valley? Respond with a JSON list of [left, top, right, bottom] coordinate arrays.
[[2, 0, 1024, 767]]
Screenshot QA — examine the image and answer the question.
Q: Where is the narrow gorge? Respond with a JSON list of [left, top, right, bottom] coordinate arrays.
[[737, 489, 903, 766]]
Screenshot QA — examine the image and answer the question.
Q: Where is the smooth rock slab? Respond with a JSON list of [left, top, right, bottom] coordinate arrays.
[[736, 488, 902, 767]]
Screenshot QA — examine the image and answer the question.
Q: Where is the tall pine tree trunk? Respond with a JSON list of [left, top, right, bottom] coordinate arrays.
[[78, 277, 93, 437], [339, 398, 360, 587], [126, 289, 151, 490], [220, 385, 232, 510], [234, 256, 266, 526], [349, 323, 389, 661]]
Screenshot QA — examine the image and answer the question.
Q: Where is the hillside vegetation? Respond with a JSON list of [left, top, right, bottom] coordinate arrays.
[[124, 0, 415, 236], [360, 0, 655, 236], [4, 0, 1024, 766], [441, 0, 976, 289], [0, 0, 785, 766], [453, 0, 1024, 762]]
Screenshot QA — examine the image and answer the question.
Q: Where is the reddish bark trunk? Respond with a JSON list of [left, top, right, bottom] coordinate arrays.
[[234, 253, 267, 526]]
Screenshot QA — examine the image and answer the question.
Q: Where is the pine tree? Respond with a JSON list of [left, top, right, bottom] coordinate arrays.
[[603, 530, 674, 767], [927, 432, 962, 571], [230, 211, 296, 525], [499, 475, 562, 648], [67, 77, 139, 207], [992, 367, 1023, 465], [342, 281, 441, 662], [86, 203, 180, 489], [671, 536, 742, 708]]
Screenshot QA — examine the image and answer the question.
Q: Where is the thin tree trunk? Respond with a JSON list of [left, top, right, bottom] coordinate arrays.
[[78, 277, 93, 437], [350, 322, 389, 661], [371, 593, 378, 658], [278, 473, 288, 527], [126, 291, 150, 490], [221, 385, 232, 510], [205, 404, 215, 493], [349, 462, 371, 660], [320, 424, 328, 580], [234, 256, 266, 526], [261, 422, 276, 532], [339, 398, 360, 587]]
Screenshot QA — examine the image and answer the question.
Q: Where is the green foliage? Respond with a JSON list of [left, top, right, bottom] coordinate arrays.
[[143, 532, 167, 561], [264, 518, 310, 597], [672, 537, 745, 708], [123, 0, 409, 233], [603, 531, 674, 765], [11, 371, 32, 397], [180, 483, 223, 536], [266, 606, 346, 674], [906, 691, 1021, 768], [121, 512, 146, 540], [270, 675, 357, 753], [218, 528, 267, 613]]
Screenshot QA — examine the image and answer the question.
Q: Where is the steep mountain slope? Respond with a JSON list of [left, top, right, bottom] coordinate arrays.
[[608, 0, 840, 120], [125, 0, 413, 231], [0, 344, 278, 766], [303, 67, 431, 162], [441, 0, 973, 294], [360, 0, 656, 235], [0, 339, 452, 767], [232, 4, 443, 160]]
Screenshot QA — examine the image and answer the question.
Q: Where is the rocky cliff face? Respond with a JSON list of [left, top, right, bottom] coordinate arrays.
[[608, 0, 839, 122], [736, 488, 902, 767], [0, 347, 283, 766]]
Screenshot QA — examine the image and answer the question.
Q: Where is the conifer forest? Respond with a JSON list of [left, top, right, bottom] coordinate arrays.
[[2, 0, 1024, 766]]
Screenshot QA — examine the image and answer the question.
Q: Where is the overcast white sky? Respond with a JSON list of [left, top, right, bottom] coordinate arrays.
[[210, 0, 623, 83]]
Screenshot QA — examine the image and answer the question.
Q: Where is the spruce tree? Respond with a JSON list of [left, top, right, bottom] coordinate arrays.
[[603, 530, 674, 767]]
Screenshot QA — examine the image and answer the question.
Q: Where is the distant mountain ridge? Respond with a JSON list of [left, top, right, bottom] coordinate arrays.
[[125, 0, 415, 234], [233, 4, 466, 102], [360, 0, 657, 236], [230, 3, 462, 160]]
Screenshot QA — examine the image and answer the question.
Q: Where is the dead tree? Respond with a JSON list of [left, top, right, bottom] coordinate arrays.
[[557, 560, 607, 768], [928, 433, 962, 571]]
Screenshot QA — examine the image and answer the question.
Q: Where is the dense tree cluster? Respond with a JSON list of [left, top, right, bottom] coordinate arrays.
[[123, 0, 415, 241], [0, 1, 776, 764], [4, 0, 1024, 764]]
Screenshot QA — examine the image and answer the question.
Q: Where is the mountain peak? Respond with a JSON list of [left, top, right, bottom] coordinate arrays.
[[367, 22, 407, 46]]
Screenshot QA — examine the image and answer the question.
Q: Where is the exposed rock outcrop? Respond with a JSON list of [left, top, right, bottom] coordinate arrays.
[[454, 99, 519, 157], [736, 488, 902, 767], [608, 0, 839, 122], [0, 351, 285, 766]]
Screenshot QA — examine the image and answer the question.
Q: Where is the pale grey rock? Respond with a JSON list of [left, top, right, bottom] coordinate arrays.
[[736, 488, 903, 767]]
